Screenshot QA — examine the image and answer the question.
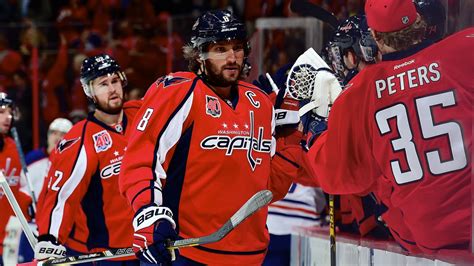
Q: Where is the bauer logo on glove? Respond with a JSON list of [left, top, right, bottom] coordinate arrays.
[[134, 206, 174, 229]]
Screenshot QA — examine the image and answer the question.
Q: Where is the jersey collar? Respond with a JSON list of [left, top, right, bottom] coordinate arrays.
[[87, 111, 128, 135], [382, 39, 434, 61]]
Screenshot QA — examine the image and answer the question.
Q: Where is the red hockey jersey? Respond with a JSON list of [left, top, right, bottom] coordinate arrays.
[[120, 72, 293, 264], [37, 101, 141, 252], [307, 28, 473, 253], [0, 137, 30, 255]]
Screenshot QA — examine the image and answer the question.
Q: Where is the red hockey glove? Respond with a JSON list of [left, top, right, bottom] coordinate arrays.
[[132, 205, 178, 264]]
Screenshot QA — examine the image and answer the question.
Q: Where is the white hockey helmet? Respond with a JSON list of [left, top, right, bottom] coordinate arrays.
[[48, 118, 73, 133]]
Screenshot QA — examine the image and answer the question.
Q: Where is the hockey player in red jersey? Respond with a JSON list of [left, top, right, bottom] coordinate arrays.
[[0, 93, 30, 266], [35, 54, 140, 264], [306, 0, 473, 255], [119, 10, 295, 265]]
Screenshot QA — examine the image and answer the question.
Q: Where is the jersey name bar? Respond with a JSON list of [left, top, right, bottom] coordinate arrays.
[[375, 62, 441, 99]]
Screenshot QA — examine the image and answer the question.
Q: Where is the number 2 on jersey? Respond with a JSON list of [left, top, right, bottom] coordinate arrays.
[[376, 90, 467, 185]]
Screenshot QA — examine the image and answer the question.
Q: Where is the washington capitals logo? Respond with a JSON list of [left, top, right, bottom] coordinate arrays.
[[57, 137, 80, 153], [205, 95, 221, 118], [156, 75, 190, 88]]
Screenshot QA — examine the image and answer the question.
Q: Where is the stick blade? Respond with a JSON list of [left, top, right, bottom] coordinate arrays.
[[230, 190, 273, 227]]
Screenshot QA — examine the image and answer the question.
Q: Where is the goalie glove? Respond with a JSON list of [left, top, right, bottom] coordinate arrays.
[[133, 205, 178, 264], [34, 234, 66, 260], [286, 48, 343, 118]]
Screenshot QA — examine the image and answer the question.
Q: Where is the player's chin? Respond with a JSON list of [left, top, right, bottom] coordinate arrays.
[[103, 101, 123, 114], [223, 73, 239, 83]]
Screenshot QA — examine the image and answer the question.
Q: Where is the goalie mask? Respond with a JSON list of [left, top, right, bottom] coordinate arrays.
[[328, 15, 378, 80], [80, 54, 127, 101]]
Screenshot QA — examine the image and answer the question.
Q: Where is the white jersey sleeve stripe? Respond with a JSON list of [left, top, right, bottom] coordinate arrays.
[[50, 145, 88, 238], [154, 93, 194, 186]]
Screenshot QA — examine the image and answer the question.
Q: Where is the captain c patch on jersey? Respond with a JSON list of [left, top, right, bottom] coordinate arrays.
[[205, 95, 222, 118]]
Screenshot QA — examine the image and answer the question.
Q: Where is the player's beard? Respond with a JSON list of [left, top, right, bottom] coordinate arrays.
[[95, 94, 123, 115], [204, 60, 242, 87]]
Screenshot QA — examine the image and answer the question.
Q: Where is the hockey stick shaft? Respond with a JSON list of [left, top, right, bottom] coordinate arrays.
[[0, 171, 37, 248], [290, 0, 339, 29], [265, 73, 280, 94], [329, 194, 336, 266], [39, 190, 273, 265], [11, 127, 38, 212], [168, 189, 273, 249]]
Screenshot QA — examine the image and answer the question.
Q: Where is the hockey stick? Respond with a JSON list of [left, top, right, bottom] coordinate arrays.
[[0, 171, 37, 248], [11, 127, 38, 212], [38, 190, 274, 265], [329, 194, 336, 266], [290, 0, 339, 29]]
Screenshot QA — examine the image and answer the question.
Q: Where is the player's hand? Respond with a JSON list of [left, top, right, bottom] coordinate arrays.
[[301, 110, 327, 149], [275, 89, 300, 128], [34, 234, 66, 260], [133, 205, 179, 264], [252, 74, 274, 95]]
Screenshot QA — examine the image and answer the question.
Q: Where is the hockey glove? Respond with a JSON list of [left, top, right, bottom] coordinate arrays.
[[34, 234, 66, 260], [301, 109, 327, 149], [133, 205, 178, 265], [252, 74, 274, 95], [275, 88, 300, 128]]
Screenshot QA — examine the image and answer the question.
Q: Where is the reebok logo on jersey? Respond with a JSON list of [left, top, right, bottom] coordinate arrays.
[[205, 95, 222, 118], [57, 137, 80, 153], [93, 130, 113, 153]]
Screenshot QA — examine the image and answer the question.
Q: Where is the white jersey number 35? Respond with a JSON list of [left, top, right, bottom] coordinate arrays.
[[375, 90, 467, 185]]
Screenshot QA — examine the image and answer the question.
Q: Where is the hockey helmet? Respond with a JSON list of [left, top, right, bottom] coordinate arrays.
[[48, 118, 73, 133], [80, 54, 127, 99], [0, 92, 18, 120], [191, 10, 249, 55], [328, 15, 378, 79], [414, 0, 446, 42]]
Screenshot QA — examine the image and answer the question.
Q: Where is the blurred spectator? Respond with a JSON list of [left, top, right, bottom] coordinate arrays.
[[125, 87, 144, 101], [151, 12, 185, 72], [19, 19, 48, 63], [41, 35, 69, 125], [56, 0, 88, 48], [7, 70, 32, 152], [244, 0, 277, 21], [0, 34, 23, 89], [22, 0, 52, 22], [68, 53, 89, 120], [124, 0, 155, 28]]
